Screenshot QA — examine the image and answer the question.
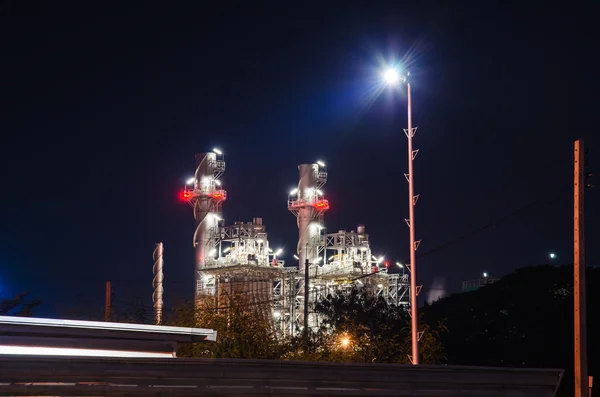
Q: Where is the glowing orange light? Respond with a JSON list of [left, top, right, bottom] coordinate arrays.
[[212, 193, 224, 200]]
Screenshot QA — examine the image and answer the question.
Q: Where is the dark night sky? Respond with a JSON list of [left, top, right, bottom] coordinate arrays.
[[1, 3, 598, 316]]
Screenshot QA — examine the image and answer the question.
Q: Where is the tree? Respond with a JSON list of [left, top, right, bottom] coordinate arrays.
[[172, 288, 284, 359], [286, 287, 446, 364], [422, 265, 600, 397], [0, 292, 41, 316]]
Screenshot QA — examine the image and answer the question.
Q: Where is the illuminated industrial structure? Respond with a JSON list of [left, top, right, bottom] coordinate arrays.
[[181, 150, 227, 301], [181, 150, 409, 337], [288, 162, 409, 333]]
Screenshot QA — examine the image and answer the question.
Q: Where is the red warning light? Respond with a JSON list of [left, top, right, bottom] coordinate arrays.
[[212, 192, 225, 200], [314, 200, 330, 210], [384, 261, 390, 268], [180, 190, 193, 201]]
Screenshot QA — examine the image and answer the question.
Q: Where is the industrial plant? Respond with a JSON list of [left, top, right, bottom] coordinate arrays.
[[174, 149, 409, 337]]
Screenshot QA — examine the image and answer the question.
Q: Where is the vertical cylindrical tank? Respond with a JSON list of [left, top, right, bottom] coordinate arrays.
[[297, 164, 320, 271], [152, 242, 164, 325], [193, 152, 219, 300]]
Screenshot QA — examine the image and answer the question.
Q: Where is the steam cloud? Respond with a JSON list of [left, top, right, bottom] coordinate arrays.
[[426, 277, 446, 303]]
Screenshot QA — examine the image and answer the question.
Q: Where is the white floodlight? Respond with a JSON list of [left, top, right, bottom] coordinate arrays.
[[289, 188, 298, 195], [316, 160, 325, 167], [211, 213, 222, 221], [275, 248, 283, 256], [268, 248, 273, 253], [213, 148, 223, 155], [396, 262, 403, 268], [377, 256, 384, 264], [214, 180, 221, 186], [223, 247, 231, 253], [293, 255, 299, 260], [208, 248, 217, 257], [314, 257, 322, 263], [315, 190, 323, 195], [186, 177, 195, 185], [382, 68, 400, 86], [483, 272, 488, 278]]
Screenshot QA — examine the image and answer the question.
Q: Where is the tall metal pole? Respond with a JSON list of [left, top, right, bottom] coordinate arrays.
[[407, 81, 419, 365], [574, 139, 588, 397], [303, 258, 309, 338], [104, 281, 111, 322]]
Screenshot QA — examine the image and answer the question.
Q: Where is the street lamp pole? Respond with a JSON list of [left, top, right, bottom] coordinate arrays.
[[405, 78, 419, 365]]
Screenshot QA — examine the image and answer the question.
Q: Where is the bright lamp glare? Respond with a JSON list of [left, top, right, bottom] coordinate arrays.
[[316, 160, 325, 167], [289, 188, 298, 195], [275, 248, 283, 256], [213, 148, 223, 155], [382, 68, 400, 85], [186, 177, 195, 185]]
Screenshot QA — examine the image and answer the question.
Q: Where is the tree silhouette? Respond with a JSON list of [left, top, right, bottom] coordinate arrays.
[[0, 292, 41, 316]]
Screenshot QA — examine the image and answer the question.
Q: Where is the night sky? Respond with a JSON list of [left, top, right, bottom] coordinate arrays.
[[1, 3, 597, 317]]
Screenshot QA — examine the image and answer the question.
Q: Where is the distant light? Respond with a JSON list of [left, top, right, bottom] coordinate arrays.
[[293, 255, 299, 260], [275, 248, 283, 256], [214, 180, 221, 186], [186, 177, 195, 185], [549, 252, 557, 259], [371, 256, 377, 261], [382, 68, 400, 86], [289, 188, 298, 195], [268, 248, 273, 253], [396, 262, 403, 268], [213, 148, 223, 155], [483, 272, 488, 278], [316, 160, 325, 167], [377, 256, 384, 264]]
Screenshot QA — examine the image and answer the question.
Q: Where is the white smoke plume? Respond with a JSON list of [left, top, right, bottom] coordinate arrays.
[[426, 277, 446, 303]]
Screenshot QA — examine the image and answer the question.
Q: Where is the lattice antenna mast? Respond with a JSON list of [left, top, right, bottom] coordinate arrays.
[[180, 149, 227, 302]]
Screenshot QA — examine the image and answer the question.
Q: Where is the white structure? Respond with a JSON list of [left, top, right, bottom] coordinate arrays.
[[288, 163, 329, 271], [181, 150, 226, 301], [0, 315, 216, 358], [152, 242, 164, 325]]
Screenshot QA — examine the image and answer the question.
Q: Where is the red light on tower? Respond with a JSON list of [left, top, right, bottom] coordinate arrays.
[[384, 261, 390, 268], [180, 190, 193, 201], [212, 192, 224, 200]]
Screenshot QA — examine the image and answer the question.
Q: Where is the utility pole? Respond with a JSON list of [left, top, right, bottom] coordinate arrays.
[[104, 281, 112, 322], [303, 258, 309, 338], [574, 139, 589, 397]]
